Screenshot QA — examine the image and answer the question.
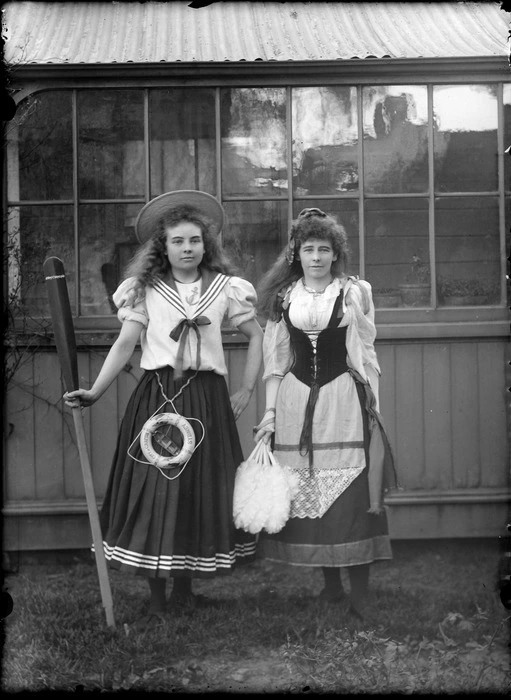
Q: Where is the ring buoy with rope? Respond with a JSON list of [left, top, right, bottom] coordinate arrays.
[[140, 413, 196, 469]]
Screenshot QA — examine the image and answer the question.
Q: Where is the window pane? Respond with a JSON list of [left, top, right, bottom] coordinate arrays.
[[8, 205, 75, 316], [222, 201, 287, 291], [221, 88, 287, 197], [8, 92, 73, 201], [504, 84, 511, 192], [79, 204, 140, 315], [292, 199, 360, 277], [436, 197, 500, 306], [149, 88, 216, 197], [363, 86, 428, 194], [434, 85, 498, 193], [365, 198, 430, 307], [293, 87, 358, 195], [78, 90, 145, 199]]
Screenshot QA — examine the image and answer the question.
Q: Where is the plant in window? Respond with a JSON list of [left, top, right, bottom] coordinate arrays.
[[372, 287, 401, 308], [399, 254, 430, 307], [438, 276, 500, 306]]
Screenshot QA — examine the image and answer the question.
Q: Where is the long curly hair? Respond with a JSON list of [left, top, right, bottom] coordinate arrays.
[[257, 209, 350, 320], [124, 205, 238, 286]]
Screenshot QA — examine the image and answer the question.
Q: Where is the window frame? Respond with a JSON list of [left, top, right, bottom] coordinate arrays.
[[6, 59, 510, 341]]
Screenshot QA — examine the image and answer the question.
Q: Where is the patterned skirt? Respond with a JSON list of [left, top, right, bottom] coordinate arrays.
[[258, 371, 392, 567], [99, 367, 256, 578]]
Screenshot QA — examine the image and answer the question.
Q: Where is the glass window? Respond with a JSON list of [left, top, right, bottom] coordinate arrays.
[[7, 83, 508, 321], [292, 87, 358, 195], [222, 200, 288, 289], [363, 86, 429, 194], [7, 91, 73, 201], [9, 205, 76, 316], [365, 199, 430, 307], [79, 204, 139, 315], [434, 84, 498, 193], [149, 88, 216, 197], [221, 88, 287, 197], [436, 196, 500, 306], [78, 90, 145, 199]]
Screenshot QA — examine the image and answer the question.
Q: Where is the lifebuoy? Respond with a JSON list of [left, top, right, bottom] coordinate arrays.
[[140, 412, 196, 469]]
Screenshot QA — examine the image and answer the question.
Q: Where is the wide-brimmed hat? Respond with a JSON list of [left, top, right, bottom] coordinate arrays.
[[135, 190, 225, 243]]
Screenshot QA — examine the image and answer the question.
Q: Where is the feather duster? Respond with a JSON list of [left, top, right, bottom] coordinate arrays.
[[233, 440, 300, 535]]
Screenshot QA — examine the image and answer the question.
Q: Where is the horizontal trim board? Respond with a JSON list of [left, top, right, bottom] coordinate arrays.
[[4, 489, 510, 516], [9, 58, 511, 90]]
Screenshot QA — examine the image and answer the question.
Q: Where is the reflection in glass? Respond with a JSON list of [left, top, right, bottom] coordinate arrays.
[[79, 204, 140, 315], [222, 201, 287, 295], [365, 199, 429, 307], [10, 206, 75, 316], [292, 200, 359, 277], [221, 88, 287, 197], [150, 89, 216, 197], [78, 91, 145, 199], [436, 197, 500, 306], [9, 92, 73, 201], [434, 85, 498, 193], [363, 86, 428, 194], [292, 87, 358, 195]]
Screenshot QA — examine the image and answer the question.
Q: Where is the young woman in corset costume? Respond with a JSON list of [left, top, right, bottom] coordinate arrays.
[[254, 207, 397, 620]]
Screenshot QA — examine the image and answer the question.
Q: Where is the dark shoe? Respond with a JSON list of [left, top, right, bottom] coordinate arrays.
[[347, 604, 365, 621], [167, 592, 214, 611], [318, 587, 348, 605], [131, 612, 166, 632]]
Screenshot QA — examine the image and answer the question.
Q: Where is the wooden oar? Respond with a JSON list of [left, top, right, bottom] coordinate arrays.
[[43, 256, 115, 628]]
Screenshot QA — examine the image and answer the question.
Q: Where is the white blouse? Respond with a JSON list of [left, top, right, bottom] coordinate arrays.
[[113, 274, 257, 376], [262, 276, 381, 404]]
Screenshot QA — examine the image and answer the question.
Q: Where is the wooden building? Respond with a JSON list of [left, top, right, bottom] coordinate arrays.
[[3, 1, 510, 551]]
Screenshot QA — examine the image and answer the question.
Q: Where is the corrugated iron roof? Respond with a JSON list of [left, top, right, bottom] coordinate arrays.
[[2, 1, 509, 65]]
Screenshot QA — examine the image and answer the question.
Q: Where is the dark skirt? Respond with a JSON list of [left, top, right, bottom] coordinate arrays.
[[99, 367, 256, 579], [258, 381, 392, 567]]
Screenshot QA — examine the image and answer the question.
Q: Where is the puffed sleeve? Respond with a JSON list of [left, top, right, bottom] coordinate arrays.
[[113, 278, 148, 327], [226, 276, 258, 328], [342, 278, 380, 379], [262, 318, 293, 381]]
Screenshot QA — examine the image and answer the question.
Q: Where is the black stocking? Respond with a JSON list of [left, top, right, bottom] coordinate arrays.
[[148, 578, 167, 613], [322, 567, 344, 596]]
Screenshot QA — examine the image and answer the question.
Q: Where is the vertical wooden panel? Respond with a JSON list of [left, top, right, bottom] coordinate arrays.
[[422, 344, 452, 490], [89, 349, 118, 497], [63, 352, 88, 498], [5, 357, 36, 501], [376, 343, 398, 458], [450, 343, 481, 488], [32, 353, 65, 499], [394, 344, 425, 490], [225, 345, 259, 458], [477, 341, 509, 487]]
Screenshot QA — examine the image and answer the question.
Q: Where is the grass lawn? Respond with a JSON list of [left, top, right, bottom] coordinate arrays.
[[2, 539, 510, 693]]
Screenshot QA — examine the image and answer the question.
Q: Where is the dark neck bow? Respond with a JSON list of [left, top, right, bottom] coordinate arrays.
[[169, 315, 211, 379]]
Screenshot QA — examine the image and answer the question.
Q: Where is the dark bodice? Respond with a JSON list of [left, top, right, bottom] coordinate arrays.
[[284, 289, 348, 388], [282, 288, 349, 468]]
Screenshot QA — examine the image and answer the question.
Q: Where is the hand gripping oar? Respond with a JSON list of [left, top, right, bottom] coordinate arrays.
[[43, 256, 115, 628]]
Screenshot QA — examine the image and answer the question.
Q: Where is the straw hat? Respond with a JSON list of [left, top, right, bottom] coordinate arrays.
[[135, 190, 225, 244]]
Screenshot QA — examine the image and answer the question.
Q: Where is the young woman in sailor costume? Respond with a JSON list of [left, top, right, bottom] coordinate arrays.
[[64, 190, 263, 629], [254, 207, 397, 621]]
